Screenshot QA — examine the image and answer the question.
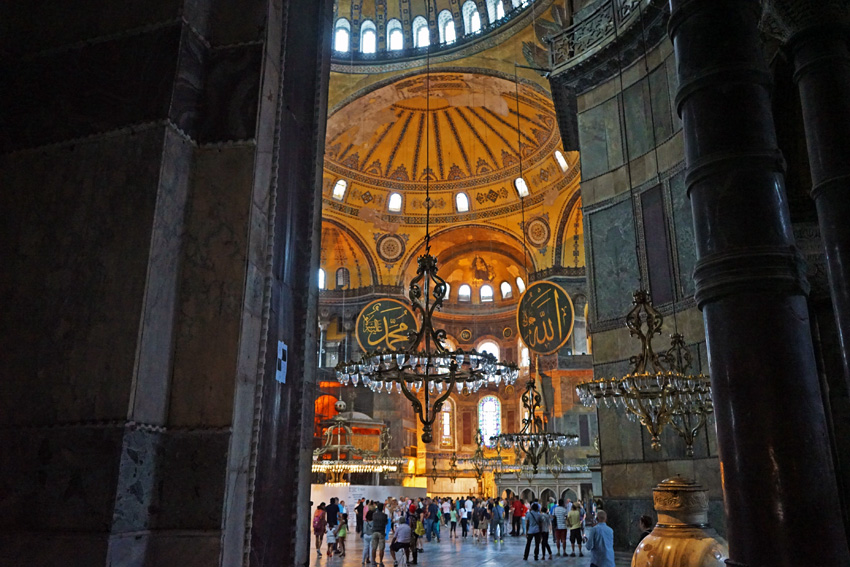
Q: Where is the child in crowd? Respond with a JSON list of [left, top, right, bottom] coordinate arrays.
[[337, 514, 348, 557]]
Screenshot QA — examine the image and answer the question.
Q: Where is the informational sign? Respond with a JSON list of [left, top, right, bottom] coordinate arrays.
[[355, 298, 418, 352], [516, 281, 574, 355]]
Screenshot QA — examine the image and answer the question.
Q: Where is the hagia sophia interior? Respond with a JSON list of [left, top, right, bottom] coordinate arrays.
[[2, 0, 850, 566]]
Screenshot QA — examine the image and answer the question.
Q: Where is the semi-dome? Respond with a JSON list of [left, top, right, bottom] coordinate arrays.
[[323, 71, 578, 226]]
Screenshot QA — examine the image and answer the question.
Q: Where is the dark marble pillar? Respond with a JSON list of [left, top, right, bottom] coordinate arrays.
[[668, 0, 850, 565], [788, 17, 850, 392]]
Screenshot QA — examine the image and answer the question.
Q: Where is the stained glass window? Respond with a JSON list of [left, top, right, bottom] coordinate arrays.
[[479, 396, 501, 447], [440, 402, 453, 448]]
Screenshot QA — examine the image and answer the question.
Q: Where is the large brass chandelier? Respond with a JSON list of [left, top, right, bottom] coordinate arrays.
[[334, 49, 518, 444], [491, 375, 578, 473], [575, 290, 713, 456], [460, 429, 503, 481]]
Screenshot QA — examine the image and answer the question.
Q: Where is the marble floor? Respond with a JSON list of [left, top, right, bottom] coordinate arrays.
[[313, 529, 633, 567]]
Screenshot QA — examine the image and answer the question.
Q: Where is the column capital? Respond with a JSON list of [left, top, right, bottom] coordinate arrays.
[[760, 0, 850, 44]]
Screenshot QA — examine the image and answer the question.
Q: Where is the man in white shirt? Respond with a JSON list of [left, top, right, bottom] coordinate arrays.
[[441, 499, 452, 526], [551, 498, 568, 555]]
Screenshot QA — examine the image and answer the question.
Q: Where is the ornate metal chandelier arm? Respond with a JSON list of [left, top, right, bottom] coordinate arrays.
[[398, 374, 426, 424], [420, 368, 457, 442], [670, 411, 707, 458]]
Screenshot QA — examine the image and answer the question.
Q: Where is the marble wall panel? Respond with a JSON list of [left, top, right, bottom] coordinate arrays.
[[0, 0, 183, 58], [0, 426, 123, 531], [648, 65, 673, 142], [111, 428, 162, 534], [577, 103, 609, 179], [0, 533, 109, 567], [588, 199, 639, 322], [0, 126, 166, 424], [623, 78, 653, 159], [169, 26, 208, 137], [670, 169, 697, 297], [107, 531, 221, 567], [197, 44, 263, 143], [206, 0, 269, 46], [169, 145, 257, 427], [1, 25, 182, 152]]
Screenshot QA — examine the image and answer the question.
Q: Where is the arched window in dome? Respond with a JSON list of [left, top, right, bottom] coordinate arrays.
[[438, 10, 456, 44], [478, 340, 500, 359], [500, 281, 513, 299], [458, 284, 472, 302], [455, 192, 470, 212], [555, 150, 569, 172], [387, 19, 404, 50], [443, 282, 451, 300], [336, 267, 350, 289], [480, 284, 494, 302], [478, 395, 501, 447], [360, 20, 377, 53], [412, 16, 430, 47], [514, 176, 529, 197], [332, 179, 347, 201], [388, 192, 403, 212], [318, 268, 326, 290], [334, 19, 351, 52], [486, 0, 505, 23], [516, 276, 526, 293], [462, 0, 482, 33], [519, 340, 530, 368]]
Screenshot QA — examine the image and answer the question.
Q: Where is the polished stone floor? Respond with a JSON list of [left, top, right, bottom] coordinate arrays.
[[314, 529, 632, 567]]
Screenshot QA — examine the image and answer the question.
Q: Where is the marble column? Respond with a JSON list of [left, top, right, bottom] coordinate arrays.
[[765, 1, 850, 391], [668, 1, 850, 565]]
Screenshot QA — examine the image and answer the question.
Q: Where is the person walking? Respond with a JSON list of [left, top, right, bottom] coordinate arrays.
[[492, 499, 505, 543], [478, 504, 490, 543], [425, 498, 440, 543], [511, 498, 524, 536], [522, 502, 543, 560], [356, 499, 365, 537], [313, 503, 327, 557], [567, 501, 583, 557], [337, 514, 349, 557], [449, 507, 458, 538], [584, 510, 615, 567]]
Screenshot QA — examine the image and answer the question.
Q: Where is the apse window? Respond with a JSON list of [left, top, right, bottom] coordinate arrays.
[[336, 267, 350, 289], [412, 16, 430, 48], [332, 179, 347, 201], [555, 150, 569, 172], [458, 284, 472, 302], [438, 10, 456, 44], [456, 192, 470, 212], [360, 21, 377, 54], [516, 276, 526, 293], [514, 177, 529, 197], [500, 281, 513, 299], [388, 192, 403, 212], [334, 19, 350, 52], [486, 0, 505, 23], [479, 395, 502, 447], [480, 284, 494, 302], [318, 268, 326, 290], [387, 19, 404, 50], [462, 1, 482, 34], [478, 340, 500, 359]]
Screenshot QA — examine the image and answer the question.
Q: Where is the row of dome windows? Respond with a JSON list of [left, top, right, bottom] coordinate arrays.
[[330, 151, 569, 212], [333, 0, 530, 53], [318, 267, 527, 302]]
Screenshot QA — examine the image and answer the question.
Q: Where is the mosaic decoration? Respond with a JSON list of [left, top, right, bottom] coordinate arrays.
[[459, 328, 473, 341], [516, 280, 574, 355], [502, 327, 513, 338], [412, 197, 445, 210], [374, 233, 407, 265], [525, 216, 551, 247]]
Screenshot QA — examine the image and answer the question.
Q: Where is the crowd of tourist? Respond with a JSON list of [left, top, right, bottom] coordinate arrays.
[[312, 494, 616, 567]]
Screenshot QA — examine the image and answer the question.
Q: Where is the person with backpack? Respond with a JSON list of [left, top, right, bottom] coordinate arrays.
[[313, 503, 327, 557]]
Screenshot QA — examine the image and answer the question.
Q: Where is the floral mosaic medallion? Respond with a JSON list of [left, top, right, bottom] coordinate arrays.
[[525, 217, 551, 248], [375, 233, 406, 264]]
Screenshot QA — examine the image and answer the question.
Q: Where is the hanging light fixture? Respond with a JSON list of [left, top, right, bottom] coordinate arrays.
[[460, 428, 503, 481], [491, 367, 578, 474], [334, 25, 518, 444]]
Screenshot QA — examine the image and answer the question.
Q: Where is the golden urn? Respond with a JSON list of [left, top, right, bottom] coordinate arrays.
[[631, 476, 728, 567]]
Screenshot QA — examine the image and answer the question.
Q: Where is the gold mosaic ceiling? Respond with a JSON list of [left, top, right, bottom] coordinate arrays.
[[323, 72, 576, 225]]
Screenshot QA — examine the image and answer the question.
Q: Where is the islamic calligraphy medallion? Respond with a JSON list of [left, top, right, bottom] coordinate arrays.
[[376, 234, 406, 264], [355, 298, 419, 352], [516, 281, 574, 355], [525, 217, 551, 248]]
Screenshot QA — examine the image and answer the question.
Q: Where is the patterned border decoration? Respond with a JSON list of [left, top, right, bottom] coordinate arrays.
[[525, 216, 551, 248]]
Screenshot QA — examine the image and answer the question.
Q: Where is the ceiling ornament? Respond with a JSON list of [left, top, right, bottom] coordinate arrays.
[[525, 216, 551, 248], [374, 233, 407, 265], [471, 255, 495, 284]]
